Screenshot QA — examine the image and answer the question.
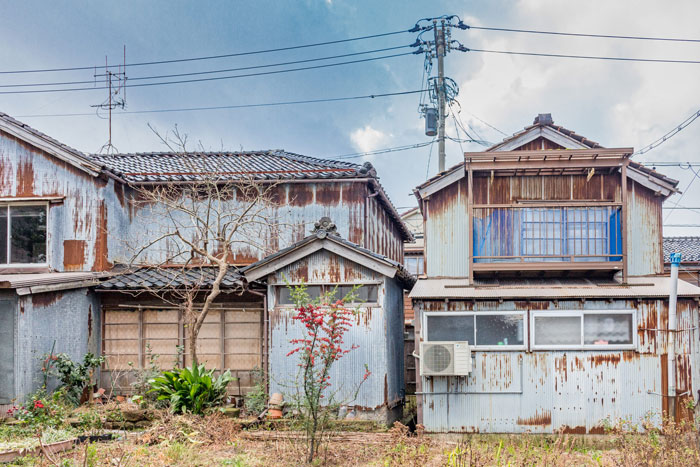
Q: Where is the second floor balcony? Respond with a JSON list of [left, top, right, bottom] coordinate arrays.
[[472, 205, 623, 272]]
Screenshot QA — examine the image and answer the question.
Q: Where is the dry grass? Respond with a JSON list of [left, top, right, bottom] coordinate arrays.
[[10, 417, 700, 466]]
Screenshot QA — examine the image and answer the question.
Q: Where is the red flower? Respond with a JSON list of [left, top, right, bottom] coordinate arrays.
[[33, 400, 44, 409]]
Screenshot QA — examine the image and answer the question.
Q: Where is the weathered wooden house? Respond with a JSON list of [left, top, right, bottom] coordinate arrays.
[[0, 112, 413, 421], [410, 114, 700, 433]]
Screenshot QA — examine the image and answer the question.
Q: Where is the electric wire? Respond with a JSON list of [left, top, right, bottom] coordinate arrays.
[[13, 89, 428, 118], [664, 165, 700, 222], [461, 47, 700, 65], [331, 140, 435, 160], [633, 108, 700, 156], [0, 51, 417, 95], [464, 25, 700, 43], [0, 29, 411, 75], [0, 44, 413, 89]]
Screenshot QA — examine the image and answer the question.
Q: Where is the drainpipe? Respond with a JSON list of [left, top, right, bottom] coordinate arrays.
[[668, 252, 681, 420]]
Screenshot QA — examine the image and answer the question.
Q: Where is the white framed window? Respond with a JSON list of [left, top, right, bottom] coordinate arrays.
[[531, 310, 636, 350], [0, 203, 48, 266], [423, 311, 527, 350], [276, 283, 380, 306], [405, 255, 424, 275]]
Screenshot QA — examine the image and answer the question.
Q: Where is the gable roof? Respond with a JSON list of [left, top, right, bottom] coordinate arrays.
[[242, 228, 416, 289], [0, 112, 102, 176], [664, 236, 700, 263], [487, 113, 602, 152], [414, 113, 678, 201]]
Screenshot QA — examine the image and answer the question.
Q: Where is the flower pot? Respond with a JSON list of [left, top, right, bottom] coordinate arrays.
[[268, 408, 283, 419]]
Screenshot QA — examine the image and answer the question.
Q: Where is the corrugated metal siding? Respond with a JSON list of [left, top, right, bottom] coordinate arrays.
[[0, 294, 16, 404], [0, 130, 125, 272], [426, 178, 468, 277], [13, 288, 101, 400], [627, 182, 664, 275], [268, 250, 403, 414], [415, 298, 697, 433]]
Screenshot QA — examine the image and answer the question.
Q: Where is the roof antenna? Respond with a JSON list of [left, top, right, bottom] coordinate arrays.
[[92, 45, 127, 154]]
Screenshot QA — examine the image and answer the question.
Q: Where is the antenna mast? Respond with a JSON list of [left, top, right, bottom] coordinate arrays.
[[93, 46, 127, 154]]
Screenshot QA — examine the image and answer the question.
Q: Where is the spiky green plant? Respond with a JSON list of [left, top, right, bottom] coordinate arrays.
[[149, 364, 234, 414]]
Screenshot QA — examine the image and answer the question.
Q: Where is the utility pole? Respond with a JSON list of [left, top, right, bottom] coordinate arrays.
[[668, 251, 681, 420], [92, 46, 127, 154], [433, 20, 447, 173]]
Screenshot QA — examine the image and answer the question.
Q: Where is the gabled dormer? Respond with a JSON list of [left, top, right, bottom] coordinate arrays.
[[414, 114, 679, 283]]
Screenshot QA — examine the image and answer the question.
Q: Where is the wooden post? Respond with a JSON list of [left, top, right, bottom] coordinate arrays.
[[220, 309, 226, 371], [138, 308, 144, 369]]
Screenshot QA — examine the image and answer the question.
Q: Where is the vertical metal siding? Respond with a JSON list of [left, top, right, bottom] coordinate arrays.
[[417, 298, 695, 433], [627, 182, 664, 276], [0, 295, 16, 404], [268, 250, 403, 414], [426, 179, 468, 277]]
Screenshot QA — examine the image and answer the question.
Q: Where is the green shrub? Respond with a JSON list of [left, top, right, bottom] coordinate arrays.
[[42, 352, 105, 406], [148, 364, 234, 414], [243, 367, 266, 415]]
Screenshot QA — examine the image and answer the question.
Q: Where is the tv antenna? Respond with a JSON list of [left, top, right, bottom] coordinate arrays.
[[92, 46, 127, 154]]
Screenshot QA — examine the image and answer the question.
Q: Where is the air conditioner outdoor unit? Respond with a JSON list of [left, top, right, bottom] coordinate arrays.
[[420, 341, 472, 376]]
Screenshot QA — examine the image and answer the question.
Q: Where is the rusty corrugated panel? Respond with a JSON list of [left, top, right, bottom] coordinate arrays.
[[416, 298, 699, 433], [627, 182, 663, 275], [425, 178, 468, 277]]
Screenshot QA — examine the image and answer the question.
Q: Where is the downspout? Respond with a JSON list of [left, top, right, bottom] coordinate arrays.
[[668, 252, 681, 420]]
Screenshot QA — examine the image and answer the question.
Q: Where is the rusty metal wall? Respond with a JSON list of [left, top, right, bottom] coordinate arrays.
[[415, 298, 699, 433], [0, 130, 126, 272], [12, 288, 101, 401], [267, 249, 404, 416], [0, 293, 17, 405], [425, 178, 468, 277], [627, 182, 664, 276], [115, 181, 404, 267]]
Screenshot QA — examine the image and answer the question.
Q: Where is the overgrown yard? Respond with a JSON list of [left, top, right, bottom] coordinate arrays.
[[3, 408, 700, 466]]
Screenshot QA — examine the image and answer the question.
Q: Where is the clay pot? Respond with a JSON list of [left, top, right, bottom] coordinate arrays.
[[268, 408, 283, 419]]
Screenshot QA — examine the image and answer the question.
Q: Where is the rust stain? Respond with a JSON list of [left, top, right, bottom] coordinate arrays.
[[92, 201, 112, 271], [588, 425, 606, 435], [516, 410, 552, 426], [589, 354, 621, 367], [560, 425, 586, 434], [63, 239, 86, 271], [31, 291, 63, 307], [315, 184, 341, 206], [88, 304, 92, 337], [231, 248, 259, 266], [288, 185, 313, 207], [661, 353, 669, 417], [621, 350, 638, 362], [16, 159, 35, 196], [384, 373, 388, 405], [573, 356, 585, 371], [327, 254, 340, 282], [555, 354, 568, 381]]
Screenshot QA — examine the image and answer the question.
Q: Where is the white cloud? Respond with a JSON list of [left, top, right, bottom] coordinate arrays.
[[350, 125, 390, 153]]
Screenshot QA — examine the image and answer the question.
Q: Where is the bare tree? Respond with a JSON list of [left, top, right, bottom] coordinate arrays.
[[122, 126, 278, 366]]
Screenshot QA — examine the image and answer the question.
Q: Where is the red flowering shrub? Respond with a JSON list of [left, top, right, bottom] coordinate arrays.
[[286, 283, 371, 463]]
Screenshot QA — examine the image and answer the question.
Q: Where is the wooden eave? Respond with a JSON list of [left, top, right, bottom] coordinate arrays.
[[465, 148, 634, 172]]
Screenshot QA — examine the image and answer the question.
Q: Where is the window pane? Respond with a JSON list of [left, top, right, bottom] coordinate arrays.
[[10, 206, 46, 264], [534, 316, 581, 346], [333, 285, 378, 303], [584, 313, 633, 345], [427, 315, 474, 343], [0, 208, 7, 264], [476, 314, 524, 346], [277, 285, 322, 305]]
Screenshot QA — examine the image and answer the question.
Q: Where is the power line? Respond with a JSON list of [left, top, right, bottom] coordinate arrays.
[[465, 111, 508, 136], [459, 46, 700, 65], [332, 141, 435, 159], [13, 89, 428, 118], [0, 45, 413, 89], [664, 166, 700, 222], [0, 29, 411, 75], [0, 51, 417, 95], [463, 25, 700, 44], [633, 108, 700, 156]]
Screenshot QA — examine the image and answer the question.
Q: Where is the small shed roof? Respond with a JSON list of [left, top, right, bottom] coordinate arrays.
[[409, 276, 700, 299], [664, 237, 700, 263], [0, 272, 106, 295], [97, 267, 245, 291], [242, 220, 416, 289]]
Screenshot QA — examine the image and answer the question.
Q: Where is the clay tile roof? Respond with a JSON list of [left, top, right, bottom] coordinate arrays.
[[97, 267, 245, 290], [90, 150, 372, 183], [664, 237, 700, 263]]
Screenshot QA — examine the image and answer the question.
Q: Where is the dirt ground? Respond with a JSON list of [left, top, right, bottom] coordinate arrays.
[[8, 414, 700, 466]]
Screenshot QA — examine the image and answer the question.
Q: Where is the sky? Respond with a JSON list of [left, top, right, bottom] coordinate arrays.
[[1, 0, 699, 237]]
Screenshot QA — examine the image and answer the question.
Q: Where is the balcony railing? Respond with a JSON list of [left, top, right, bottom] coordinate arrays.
[[472, 206, 622, 267]]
